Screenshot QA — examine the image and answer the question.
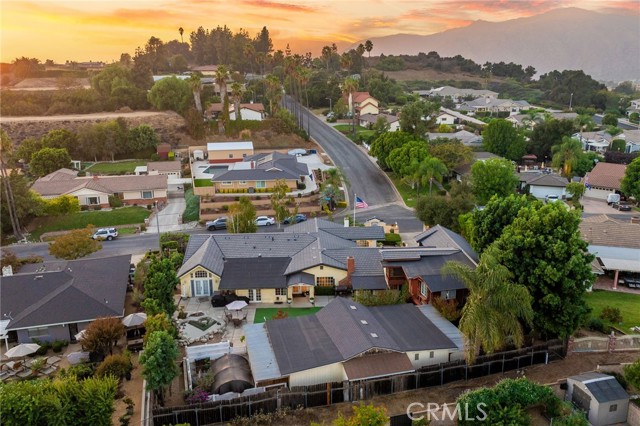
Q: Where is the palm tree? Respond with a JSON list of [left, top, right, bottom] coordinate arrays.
[[364, 40, 373, 58], [230, 82, 244, 121], [418, 157, 448, 195], [178, 27, 184, 43], [243, 43, 256, 75], [187, 73, 202, 114], [214, 65, 230, 124], [0, 130, 24, 240], [340, 52, 352, 72], [264, 74, 282, 115], [551, 136, 583, 177], [341, 76, 359, 138], [521, 110, 542, 130], [320, 167, 347, 210], [442, 250, 533, 364]]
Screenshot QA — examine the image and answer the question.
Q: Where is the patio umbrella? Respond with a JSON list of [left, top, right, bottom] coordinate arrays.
[[122, 312, 147, 328], [225, 300, 248, 311], [5, 343, 40, 359]]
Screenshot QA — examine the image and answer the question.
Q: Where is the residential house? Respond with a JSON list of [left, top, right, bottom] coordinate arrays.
[[207, 141, 254, 164], [583, 162, 627, 200], [135, 161, 182, 178], [507, 112, 577, 128], [348, 92, 379, 116], [414, 86, 498, 102], [157, 142, 172, 160], [517, 172, 569, 199], [435, 108, 486, 127], [0, 255, 130, 344], [359, 113, 400, 131], [414, 225, 479, 263], [565, 373, 629, 426], [617, 129, 640, 153], [452, 152, 500, 182], [458, 98, 530, 116], [244, 298, 464, 387], [580, 215, 640, 288], [190, 65, 218, 76], [205, 103, 266, 121], [426, 130, 483, 147], [31, 168, 168, 207], [626, 98, 640, 117], [209, 152, 309, 193], [573, 131, 614, 153]]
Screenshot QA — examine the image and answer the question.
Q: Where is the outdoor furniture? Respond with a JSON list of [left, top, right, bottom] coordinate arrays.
[[232, 318, 242, 327], [40, 366, 56, 376], [16, 369, 32, 378], [225, 311, 233, 322], [46, 356, 61, 366], [127, 338, 144, 352]]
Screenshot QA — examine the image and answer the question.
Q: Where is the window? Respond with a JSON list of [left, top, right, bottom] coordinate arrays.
[[275, 288, 287, 296], [242, 153, 247, 157], [420, 282, 428, 296], [239, 181, 247, 185], [248, 289, 262, 302], [142, 191, 153, 199], [256, 181, 266, 188], [228, 154, 234, 159], [429, 351, 434, 359], [316, 277, 335, 287], [86, 196, 99, 205], [609, 404, 617, 412], [194, 270, 208, 278], [28, 327, 48, 338], [356, 240, 369, 247], [222, 181, 232, 185], [442, 290, 456, 300], [389, 268, 405, 278], [415, 353, 419, 361]]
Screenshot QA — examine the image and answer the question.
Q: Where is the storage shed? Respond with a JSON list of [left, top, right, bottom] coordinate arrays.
[[566, 373, 629, 426]]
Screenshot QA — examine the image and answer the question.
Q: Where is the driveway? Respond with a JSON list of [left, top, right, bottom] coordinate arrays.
[[581, 197, 637, 216], [148, 197, 186, 233]]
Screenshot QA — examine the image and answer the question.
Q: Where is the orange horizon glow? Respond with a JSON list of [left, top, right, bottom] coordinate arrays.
[[1, 0, 636, 64]]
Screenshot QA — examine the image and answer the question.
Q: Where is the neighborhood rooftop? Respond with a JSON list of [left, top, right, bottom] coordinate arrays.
[[206, 141, 254, 151]]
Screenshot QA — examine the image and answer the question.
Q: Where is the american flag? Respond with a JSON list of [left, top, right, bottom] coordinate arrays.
[[355, 196, 368, 209]]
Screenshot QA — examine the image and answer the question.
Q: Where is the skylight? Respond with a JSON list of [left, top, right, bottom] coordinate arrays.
[[370, 333, 378, 338], [360, 320, 368, 325]]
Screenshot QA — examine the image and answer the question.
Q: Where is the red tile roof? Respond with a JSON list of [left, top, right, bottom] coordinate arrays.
[[584, 162, 627, 190]]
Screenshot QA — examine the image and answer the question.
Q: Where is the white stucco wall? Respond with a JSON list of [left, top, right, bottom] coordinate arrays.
[[529, 185, 566, 199], [407, 349, 456, 369], [289, 362, 346, 387], [230, 109, 263, 121]]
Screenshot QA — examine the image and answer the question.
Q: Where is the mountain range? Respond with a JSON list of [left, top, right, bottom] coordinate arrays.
[[352, 8, 639, 82]]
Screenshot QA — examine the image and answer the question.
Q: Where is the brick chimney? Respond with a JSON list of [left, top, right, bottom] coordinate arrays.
[[347, 256, 355, 275]]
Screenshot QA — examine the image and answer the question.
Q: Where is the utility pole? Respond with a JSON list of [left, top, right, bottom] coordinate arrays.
[[569, 93, 573, 111]]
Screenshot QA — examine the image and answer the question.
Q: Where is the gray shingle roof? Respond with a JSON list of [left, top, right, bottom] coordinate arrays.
[[211, 152, 309, 182], [220, 257, 291, 289], [386, 250, 475, 292], [414, 225, 479, 263], [323, 248, 384, 276], [570, 373, 629, 403], [351, 276, 388, 290], [1, 255, 130, 330]]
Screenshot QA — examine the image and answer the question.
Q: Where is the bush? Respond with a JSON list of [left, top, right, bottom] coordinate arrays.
[[95, 353, 133, 379], [624, 358, 640, 391], [52, 340, 66, 353], [336, 201, 347, 208], [64, 363, 95, 379], [588, 317, 606, 333], [600, 306, 623, 323], [185, 387, 210, 404], [109, 196, 124, 208], [81, 205, 89, 211], [94, 205, 102, 211], [432, 297, 461, 321], [314, 286, 336, 296]]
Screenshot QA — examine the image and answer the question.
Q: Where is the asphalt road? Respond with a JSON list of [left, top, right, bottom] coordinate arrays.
[[285, 97, 401, 208], [592, 114, 639, 130]]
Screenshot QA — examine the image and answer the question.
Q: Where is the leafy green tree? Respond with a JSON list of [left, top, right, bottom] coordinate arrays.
[[566, 182, 586, 201], [270, 179, 296, 226], [418, 157, 448, 195], [139, 330, 180, 403], [470, 158, 518, 205], [415, 180, 475, 233], [128, 124, 160, 152], [49, 227, 102, 260], [491, 203, 594, 338], [621, 156, 640, 201], [387, 140, 429, 176], [13, 137, 42, 164], [610, 139, 626, 152], [92, 119, 129, 162], [335, 403, 387, 426], [143, 257, 179, 317], [573, 151, 601, 177], [602, 113, 618, 126], [148, 76, 191, 114], [528, 119, 576, 160], [0, 173, 43, 237], [43, 195, 80, 216], [369, 131, 415, 170], [144, 313, 176, 344], [624, 358, 640, 391], [482, 119, 526, 161], [399, 100, 437, 138], [29, 147, 72, 177], [228, 197, 258, 233], [371, 115, 390, 134], [79, 317, 126, 357], [468, 194, 536, 254], [41, 129, 79, 156], [630, 112, 639, 124], [551, 136, 583, 177], [443, 249, 533, 363], [429, 141, 474, 171]]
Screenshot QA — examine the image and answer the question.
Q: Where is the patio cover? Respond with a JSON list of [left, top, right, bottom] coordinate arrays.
[[343, 352, 414, 381], [599, 257, 640, 273]]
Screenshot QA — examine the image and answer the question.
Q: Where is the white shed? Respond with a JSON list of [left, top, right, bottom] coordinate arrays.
[[565, 373, 629, 426]]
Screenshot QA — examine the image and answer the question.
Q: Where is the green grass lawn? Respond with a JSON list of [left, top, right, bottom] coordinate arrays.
[[585, 290, 640, 333], [333, 124, 375, 142], [387, 172, 433, 208], [193, 179, 213, 187], [85, 161, 147, 174], [253, 307, 322, 323], [29, 207, 151, 241]]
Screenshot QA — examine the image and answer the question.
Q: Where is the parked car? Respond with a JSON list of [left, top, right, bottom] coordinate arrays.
[[255, 216, 275, 226], [607, 193, 621, 205], [545, 195, 560, 203], [206, 217, 227, 231], [92, 228, 118, 241], [617, 203, 632, 211], [282, 214, 307, 224]]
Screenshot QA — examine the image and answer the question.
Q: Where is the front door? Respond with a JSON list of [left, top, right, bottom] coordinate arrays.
[[193, 279, 210, 297], [69, 323, 78, 342], [248, 289, 262, 302]]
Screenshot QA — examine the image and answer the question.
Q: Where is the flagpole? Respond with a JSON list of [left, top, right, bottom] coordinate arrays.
[[353, 193, 356, 226]]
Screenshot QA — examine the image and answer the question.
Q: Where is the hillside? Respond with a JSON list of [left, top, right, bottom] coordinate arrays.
[[353, 8, 639, 82]]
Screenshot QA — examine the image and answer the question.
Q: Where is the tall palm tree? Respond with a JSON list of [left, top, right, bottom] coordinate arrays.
[[552, 136, 583, 177], [574, 114, 595, 137], [418, 157, 448, 195], [264, 74, 282, 115], [442, 250, 533, 364], [243, 43, 256, 75], [0, 130, 24, 240], [364, 40, 373, 58], [187, 73, 202, 114], [214, 65, 230, 124], [341, 76, 359, 138], [340, 52, 352, 73], [178, 27, 184, 43], [230, 82, 244, 121]]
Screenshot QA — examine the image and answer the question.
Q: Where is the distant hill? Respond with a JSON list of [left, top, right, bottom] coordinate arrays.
[[352, 8, 639, 82]]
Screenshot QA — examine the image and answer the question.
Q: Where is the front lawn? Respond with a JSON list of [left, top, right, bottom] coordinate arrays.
[[333, 124, 375, 142], [387, 172, 433, 208], [85, 161, 147, 174], [253, 307, 322, 323], [194, 179, 213, 187], [585, 290, 640, 333], [29, 207, 151, 241]]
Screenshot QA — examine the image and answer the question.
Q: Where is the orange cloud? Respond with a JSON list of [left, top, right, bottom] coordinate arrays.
[[240, 0, 316, 13]]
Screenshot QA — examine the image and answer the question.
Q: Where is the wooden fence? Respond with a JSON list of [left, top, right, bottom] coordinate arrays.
[[151, 340, 565, 425]]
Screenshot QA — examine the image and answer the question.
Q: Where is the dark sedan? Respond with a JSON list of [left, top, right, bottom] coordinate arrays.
[[617, 203, 632, 211], [282, 213, 307, 224]]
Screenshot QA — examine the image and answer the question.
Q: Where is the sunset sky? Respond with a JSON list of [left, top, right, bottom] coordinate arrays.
[[1, 0, 637, 64]]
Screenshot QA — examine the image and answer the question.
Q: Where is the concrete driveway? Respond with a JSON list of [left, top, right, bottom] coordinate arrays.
[[147, 197, 186, 233], [582, 197, 637, 216]]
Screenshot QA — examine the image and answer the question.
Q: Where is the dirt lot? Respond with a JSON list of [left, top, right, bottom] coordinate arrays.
[[273, 352, 639, 426]]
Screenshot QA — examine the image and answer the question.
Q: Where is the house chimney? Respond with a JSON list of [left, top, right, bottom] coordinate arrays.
[[1, 265, 13, 276], [347, 256, 355, 275], [344, 217, 349, 228], [251, 161, 255, 169]]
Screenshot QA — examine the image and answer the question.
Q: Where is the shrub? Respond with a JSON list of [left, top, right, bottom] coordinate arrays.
[[432, 297, 461, 321], [314, 286, 335, 296], [185, 387, 210, 404], [65, 363, 95, 379], [588, 317, 606, 333], [95, 353, 133, 379], [624, 358, 640, 391], [81, 205, 89, 211], [94, 205, 102, 210], [336, 201, 347, 208], [600, 306, 623, 323], [52, 340, 65, 353], [109, 196, 124, 208]]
